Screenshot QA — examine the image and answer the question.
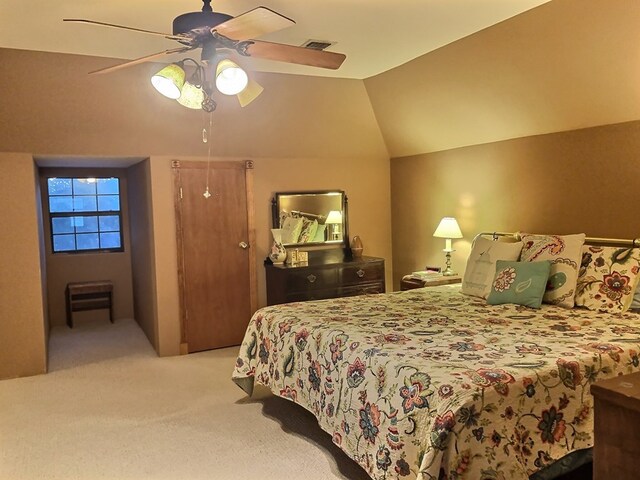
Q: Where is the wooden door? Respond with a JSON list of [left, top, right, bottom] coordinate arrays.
[[173, 160, 256, 353]]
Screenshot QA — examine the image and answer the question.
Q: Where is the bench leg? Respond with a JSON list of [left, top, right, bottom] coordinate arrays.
[[109, 292, 114, 323]]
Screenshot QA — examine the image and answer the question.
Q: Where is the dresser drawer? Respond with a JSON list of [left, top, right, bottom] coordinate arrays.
[[286, 288, 339, 303], [285, 267, 337, 292], [340, 262, 385, 286], [339, 282, 385, 297]]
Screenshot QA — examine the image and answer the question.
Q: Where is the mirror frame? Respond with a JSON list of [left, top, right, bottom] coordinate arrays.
[[271, 190, 350, 252]]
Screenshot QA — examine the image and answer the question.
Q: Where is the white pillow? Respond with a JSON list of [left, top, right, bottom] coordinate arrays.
[[462, 236, 523, 299], [281, 216, 303, 244]]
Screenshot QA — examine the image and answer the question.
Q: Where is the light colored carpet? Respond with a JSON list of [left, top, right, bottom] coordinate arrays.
[[0, 318, 370, 480]]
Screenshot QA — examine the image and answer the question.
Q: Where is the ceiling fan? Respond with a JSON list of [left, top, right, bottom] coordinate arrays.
[[64, 0, 346, 110]]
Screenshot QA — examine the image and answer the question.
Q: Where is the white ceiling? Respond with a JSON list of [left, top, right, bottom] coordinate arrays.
[[0, 0, 550, 79]]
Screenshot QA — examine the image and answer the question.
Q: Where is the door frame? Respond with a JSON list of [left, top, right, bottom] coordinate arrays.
[[172, 159, 257, 354]]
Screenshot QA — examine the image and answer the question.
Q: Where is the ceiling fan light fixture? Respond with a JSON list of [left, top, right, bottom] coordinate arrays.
[[215, 59, 248, 96], [151, 63, 186, 99], [177, 81, 205, 109], [237, 78, 264, 107]]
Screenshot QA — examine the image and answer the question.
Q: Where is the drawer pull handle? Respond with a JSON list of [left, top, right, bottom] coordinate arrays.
[[356, 269, 365, 278], [307, 274, 317, 283]]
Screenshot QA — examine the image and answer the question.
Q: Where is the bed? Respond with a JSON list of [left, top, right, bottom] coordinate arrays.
[[232, 233, 640, 479]]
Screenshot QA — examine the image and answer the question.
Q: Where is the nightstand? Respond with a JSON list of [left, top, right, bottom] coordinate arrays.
[[400, 275, 462, 291], [591, 371, 640, 479]]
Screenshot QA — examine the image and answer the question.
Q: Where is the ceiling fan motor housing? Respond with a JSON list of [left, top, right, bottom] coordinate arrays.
[[172, 11, 233, 36]]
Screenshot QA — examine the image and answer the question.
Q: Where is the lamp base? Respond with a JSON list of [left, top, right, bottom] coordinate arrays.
[[442, 249, 456, 276]]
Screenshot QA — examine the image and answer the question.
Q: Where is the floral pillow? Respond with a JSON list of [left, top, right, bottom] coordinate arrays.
[[575, 246, 640, 313], [487, 260, 551, 309], [461, 236, 523, 299], [519, 233, 586, 308]]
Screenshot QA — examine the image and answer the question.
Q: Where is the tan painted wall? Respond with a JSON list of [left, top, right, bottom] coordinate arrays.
[[127, 160, 159, 351], [0, 47, 391, 364], [0, 155, 48, 379], [364, 0, 640, 157], [390, 121, 640, 289], [38, 167, 135, 327]]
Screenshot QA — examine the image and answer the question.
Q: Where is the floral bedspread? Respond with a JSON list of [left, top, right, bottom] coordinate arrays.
[[232, 286, 640, 480]]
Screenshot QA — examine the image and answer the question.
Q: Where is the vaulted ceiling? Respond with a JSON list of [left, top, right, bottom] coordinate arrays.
[[0, 0, 549, 79]]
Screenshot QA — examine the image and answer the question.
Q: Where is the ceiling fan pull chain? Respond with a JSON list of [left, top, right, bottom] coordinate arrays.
[[203, 110, 214, 199]]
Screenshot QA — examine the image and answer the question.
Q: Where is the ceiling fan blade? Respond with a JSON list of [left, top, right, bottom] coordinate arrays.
[[244, 40, 346, 70], [212, 7, 294, 41], [89, 47, 193, 75], [63, 18, 189, 42]]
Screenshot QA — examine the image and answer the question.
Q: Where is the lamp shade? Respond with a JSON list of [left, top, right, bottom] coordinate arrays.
[[177, 81, 205, 109], [433, 217, 463, 239], [325, 210, 343, 224], [237, 78, 264, 107], [215, 59, 248, 95], [151, 64, 186, 99]]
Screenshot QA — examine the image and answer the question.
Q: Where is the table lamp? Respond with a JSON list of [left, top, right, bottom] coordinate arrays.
[[433, 217, 463, 276], [325, 210, 343, 240]]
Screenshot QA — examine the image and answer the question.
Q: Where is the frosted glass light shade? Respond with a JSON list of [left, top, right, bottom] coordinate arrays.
[[237, 79, 264, 107], [177, 81, 205, 109], [215, 59, 248, 95], [433, 217, 463, 239], [151, 64, 186, 99]]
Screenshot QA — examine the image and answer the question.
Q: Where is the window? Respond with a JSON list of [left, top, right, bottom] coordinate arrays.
[[47, 177, 123, 253]]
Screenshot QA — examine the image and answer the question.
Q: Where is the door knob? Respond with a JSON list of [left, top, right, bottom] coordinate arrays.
[[239, 241, 249, 249]]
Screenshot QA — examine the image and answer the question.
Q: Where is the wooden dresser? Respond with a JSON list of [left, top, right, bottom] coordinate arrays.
[[265, 251, 385, 305], [591, 371, 640, 479]]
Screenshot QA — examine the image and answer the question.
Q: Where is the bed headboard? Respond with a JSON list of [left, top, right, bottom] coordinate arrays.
[[476, 231, 640, 248]]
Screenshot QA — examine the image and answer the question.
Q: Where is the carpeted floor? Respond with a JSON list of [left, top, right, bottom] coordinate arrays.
[[0, 318, 370, 480]]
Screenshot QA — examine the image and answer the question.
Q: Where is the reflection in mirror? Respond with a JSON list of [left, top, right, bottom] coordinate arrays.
[[272, 191, 348, 248]]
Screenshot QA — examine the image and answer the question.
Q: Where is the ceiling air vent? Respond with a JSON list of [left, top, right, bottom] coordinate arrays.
[[302, 39, 335, 51]]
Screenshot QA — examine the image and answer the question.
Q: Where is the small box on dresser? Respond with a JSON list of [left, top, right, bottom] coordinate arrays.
[[265, 250, 385, 305], [591, 371, 640, 479]]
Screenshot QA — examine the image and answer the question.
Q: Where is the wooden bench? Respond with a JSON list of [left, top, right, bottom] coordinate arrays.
[[65, 281, 113, 328]]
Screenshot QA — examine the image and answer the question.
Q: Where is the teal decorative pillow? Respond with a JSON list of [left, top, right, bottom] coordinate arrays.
[[487, 260, 552, 309], [575, 246, 640, 313]]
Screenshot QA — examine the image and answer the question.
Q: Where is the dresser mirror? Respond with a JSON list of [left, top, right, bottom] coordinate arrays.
[[271, 190, 349, 249]]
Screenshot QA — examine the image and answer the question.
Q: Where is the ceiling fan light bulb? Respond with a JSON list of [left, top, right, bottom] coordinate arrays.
[[215, 60, 248, 96], [151, 64, 186, 100], [177, 82, 205, 109]]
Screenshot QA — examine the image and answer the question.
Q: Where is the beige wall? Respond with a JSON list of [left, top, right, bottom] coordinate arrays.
[[364, 0, 640, 157], [127, 160, 159, 351], [390, 121, 640, 289], [0, 155, 48, 379], [38, 167, 135, 327], [0, 47, 391, 366]]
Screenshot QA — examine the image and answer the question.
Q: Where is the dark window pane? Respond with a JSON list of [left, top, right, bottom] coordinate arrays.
[[99, 215, 120, 232], [47, 178, 72, 196], [97, 178, 119, 195], [98, 195, 120, 212], [53, 234, 75, 252], [52, 217, 74, 234], [76, 233, 99, 250], [73, 196, 97, 212], [73, 216, 98, 233], [73, 178, 97, 196], [49, 196, 73, 213], [100, 232, 121, 249]]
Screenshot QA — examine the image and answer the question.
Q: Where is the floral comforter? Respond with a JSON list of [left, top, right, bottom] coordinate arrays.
[[232, 286, 640, 480]]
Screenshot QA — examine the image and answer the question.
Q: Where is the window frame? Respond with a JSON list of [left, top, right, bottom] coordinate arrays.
[[46, 176, 124, 254]]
